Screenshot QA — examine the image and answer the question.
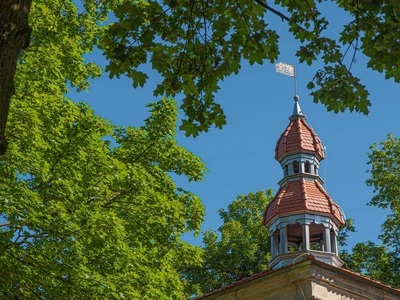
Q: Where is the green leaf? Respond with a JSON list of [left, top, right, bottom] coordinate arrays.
[[127, 70, 148, 88]]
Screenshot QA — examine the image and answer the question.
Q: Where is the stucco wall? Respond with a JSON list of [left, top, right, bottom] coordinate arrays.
[[201, 260, 400, 300]]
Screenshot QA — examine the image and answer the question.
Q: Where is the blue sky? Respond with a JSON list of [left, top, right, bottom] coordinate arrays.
[[71, 2, 400, 251]]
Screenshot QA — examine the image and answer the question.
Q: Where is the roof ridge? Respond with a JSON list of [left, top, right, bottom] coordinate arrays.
[[314, 180, 345, 225], [263, 186, 281, 226], [275, 182, 289, 214], [301, 118, 325, 159], [275, 120, 295, 159], [301, 178, 308, 210], [314, 180, 333, 208], [297, 119, 305, 150]]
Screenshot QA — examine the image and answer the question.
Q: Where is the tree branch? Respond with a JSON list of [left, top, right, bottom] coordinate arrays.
[[254, 0, 290, 22], [0, 221, 11, 227], [254, 0, 305, 31]]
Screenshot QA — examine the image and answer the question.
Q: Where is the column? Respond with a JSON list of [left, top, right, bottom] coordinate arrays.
[[273, 233, 279, 256], [270, 235, 275, 257], [330, 231, 338, 255], [280, 226, 288, 254], [302, 224, 310, 250], [324, 226, 331, 253]]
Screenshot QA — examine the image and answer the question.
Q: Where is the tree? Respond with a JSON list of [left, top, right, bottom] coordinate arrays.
[[339, 135, 400, 288], [366, 134, 400, 256], [181, 189, 274, 297], [337, 218, 356, 249], [341, 242, 400, 288], [0, 2, 209, 296], [1, 0, 400, 151], [0, 96, 206, 298]]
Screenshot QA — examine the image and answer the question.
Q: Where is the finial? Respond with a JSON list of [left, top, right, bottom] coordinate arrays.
[[290, 95, 306, 120]]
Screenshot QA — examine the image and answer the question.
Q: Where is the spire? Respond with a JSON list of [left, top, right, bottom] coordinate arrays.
[[274, 97, 324, 162], [264, 95, 345, 270], [290, 95, 305, 120]]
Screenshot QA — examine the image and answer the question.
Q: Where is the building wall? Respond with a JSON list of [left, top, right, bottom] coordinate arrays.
[[202, 261, 400, 300]]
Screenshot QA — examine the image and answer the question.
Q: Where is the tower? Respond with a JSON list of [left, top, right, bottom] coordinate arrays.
[[263, 96, 345, 270], [197, 96, 400, 300]]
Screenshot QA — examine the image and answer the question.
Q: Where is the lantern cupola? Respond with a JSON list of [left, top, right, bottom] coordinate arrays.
[[263, 96, 345, 270]]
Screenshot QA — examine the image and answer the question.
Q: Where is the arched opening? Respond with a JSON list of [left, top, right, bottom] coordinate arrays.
[[284, 164, 288, 176], [287, 223, 302, 252], [293, 161, 299, 174], [309, 223, 324, 251], [304, 161, 310, 173], [314, 165, 318, 175]]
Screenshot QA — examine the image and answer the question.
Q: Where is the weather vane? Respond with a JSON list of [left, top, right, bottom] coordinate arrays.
[[275, 62, 298, 100]]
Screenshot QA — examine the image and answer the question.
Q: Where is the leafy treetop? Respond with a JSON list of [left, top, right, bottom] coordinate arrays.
[[0, 0, 399, 153], [101, 0, 400, 136], [181, 189, 273, 297]]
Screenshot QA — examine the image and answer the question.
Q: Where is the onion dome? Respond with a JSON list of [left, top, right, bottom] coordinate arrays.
[[274, 99, 325, 162], [263, 178, 345, 227]]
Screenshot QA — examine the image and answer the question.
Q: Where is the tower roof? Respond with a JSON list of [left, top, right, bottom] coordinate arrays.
[[274, 100, 325, 161], [263, 178, 345, 227]]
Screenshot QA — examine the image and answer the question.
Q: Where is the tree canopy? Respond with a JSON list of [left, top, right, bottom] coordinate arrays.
[[1, 0, 400, 296], [339, 135, 400, 288], [181, 189, 274, 297], [0, 95, 206, 298], [0, 1, 211, 297], [366, 134, 400, 256], [1, 0, 399, 151]]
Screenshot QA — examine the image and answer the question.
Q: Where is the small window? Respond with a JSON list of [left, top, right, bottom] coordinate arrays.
[[284, 165, 288, 176], [293, 161, 299, 174], [304, 161, 310, 173], [314, 165, 318, 174]]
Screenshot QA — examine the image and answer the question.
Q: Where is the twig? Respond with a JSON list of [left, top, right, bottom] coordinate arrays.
[[349, 0, 359, 71]]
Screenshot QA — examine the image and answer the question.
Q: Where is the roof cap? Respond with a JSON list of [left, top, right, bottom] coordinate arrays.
[[290, 95, 306, 120]]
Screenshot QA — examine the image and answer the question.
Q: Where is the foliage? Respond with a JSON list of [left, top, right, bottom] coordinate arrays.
[[1, 0, 398, 150], [337, 218, 356, 248], [1, 93, 206, 297], [2, 0, 399, 296], [0, 1, 210, 297], [341, 242, 400, 288], [101, 0, 399, 136], [366, 134, 400, 255], [340, 134, 400, 288], [181, 189, 274, 297]]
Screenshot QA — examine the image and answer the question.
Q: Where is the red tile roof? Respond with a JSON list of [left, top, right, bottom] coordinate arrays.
[[263, 178, 345, 227], [275, 118, 325, 161]]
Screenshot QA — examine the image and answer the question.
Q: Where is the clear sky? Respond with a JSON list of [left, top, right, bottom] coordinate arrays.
[[70, 2, 400, 251]]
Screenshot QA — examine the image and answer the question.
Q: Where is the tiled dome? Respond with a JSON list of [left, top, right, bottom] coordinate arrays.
[[263, 178, 345, 227], [275, 118, 325, 161]]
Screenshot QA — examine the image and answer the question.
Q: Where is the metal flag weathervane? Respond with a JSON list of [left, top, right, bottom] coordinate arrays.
[[275, 62, 298, 97]]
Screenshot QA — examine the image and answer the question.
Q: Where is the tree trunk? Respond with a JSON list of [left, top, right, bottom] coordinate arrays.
[[0, 0, 32, 155]]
